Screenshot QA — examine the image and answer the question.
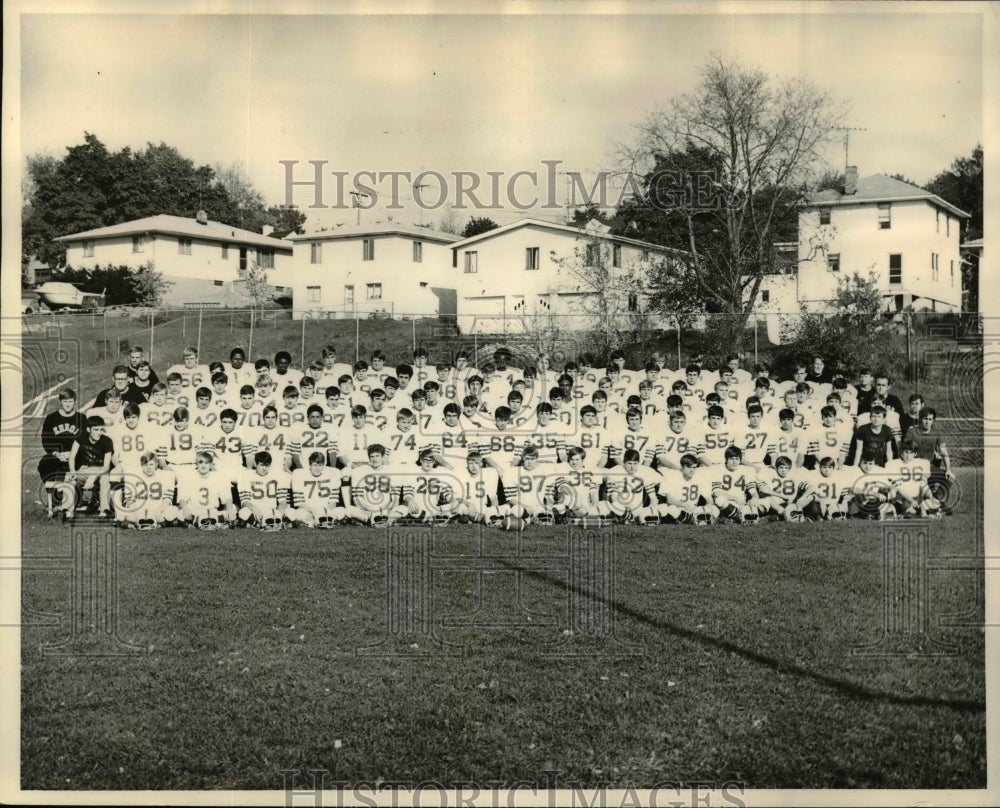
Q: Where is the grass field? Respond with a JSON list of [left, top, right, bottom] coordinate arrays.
[[20, 468, 985, 791]]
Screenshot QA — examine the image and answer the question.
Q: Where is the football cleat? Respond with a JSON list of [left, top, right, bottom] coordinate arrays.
[[785, 509, 804, 523], [695, 512, 712, 526], [432, 513, 452, 526], [197, 517, 219, 531], [371, 514, 390, 527], [877, 503, 897, 521], [742, 506, 759, 524], [316, 516, 336, 529], [262, 518, 284, 532], [136, 518, 157, 531], [535, 512, 554, 526], [643, 514, 660, 526]]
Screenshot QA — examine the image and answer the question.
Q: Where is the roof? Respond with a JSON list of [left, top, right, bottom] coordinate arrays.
[[55, 214, 294, 251], [288, 221, 462, 244], [449, 217, 686, 255], [806, 174, 970, 219]]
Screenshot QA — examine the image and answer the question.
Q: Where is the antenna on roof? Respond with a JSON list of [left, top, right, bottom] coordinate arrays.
[[834, 126, 867, 168]]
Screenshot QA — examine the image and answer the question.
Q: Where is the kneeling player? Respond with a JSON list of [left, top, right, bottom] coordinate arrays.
[[344, 444, 405, 525], [760, 455, 815, 521], [287, 451, 344, 528], [707, 446, 767, 524], [604, 448, 664, 524], [453, 450, 501, 523], [501, 446, 556, 525], [806, 456, 852, 520], [661, 452, 717, 524], [113, 452, 179, 529], [176, 450, 238, 529], [237, 450, 292, 529], [548, 447, 607, 524], [885, 440, 942, 518], [845, 453, 896, 520]]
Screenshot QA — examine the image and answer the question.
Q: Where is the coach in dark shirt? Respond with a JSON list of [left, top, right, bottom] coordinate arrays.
[[874, 375, 905, 417], [93, 366, 147, 408]]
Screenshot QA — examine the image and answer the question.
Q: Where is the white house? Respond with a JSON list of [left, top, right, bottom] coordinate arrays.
[[449, 218, 686, 334], [55, 213, 294, 307], [796, 168, 969, 313], [287, 223, 461, 320]]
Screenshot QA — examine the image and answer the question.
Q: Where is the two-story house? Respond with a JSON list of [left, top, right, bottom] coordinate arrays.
[[55, 213, 294, 307], [287, 223, 461, 320], [449, 218, 685, 334], [796, 168, 969, 313]]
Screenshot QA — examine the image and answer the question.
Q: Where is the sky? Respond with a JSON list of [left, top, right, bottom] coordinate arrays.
[[13, 2, 990, 232]]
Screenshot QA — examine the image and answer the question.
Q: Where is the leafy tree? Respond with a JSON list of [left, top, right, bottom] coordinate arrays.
[[776, 271, 902, 377], [212, 161, 269, 232], [130, 263, 173, 307], [462, 216, 500, 238], [926, 144, 982, 238], [617, 56, 844, 340], [571, 203, 611, 225], [266, 204, 307, 238]]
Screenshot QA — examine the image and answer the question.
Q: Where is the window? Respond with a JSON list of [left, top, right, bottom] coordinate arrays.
[[307, 286, 321, 303], [819, 208, 831, 225], [889, 254, 902, 285], [222, 244, 229, 259], [827, 253, 841, 273], [213, 280, 224, 287], [585, 243, 600, 266], [525, 247, 540, 271], [83, 240, 95, 257], [761, 290, 771, 304], [239, 247, 248, 272], [464, 251, 478, 273], [877, 203, 891, 229], [178, 238, 192, 255], [612, 244, 622, 268], [627, 293, 639, 312], [344, 285, 354, 306], [936, 210, 940, 232], [412, 241, 423, 263], [311, 243, 323, 264], [950, 260, 954, 286], [257, 249, 274, 269], [366, 282, 382, 300], [132, 235, 144, 253], [946, 216, 950, 237], [931, 252, 938, 281], [363, 238, 375, 261], [641, 249, 650, 261]]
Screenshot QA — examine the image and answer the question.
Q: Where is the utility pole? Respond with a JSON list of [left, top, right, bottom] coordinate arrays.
[[412, 182, 429, 226], [349, 191, 370, 226]]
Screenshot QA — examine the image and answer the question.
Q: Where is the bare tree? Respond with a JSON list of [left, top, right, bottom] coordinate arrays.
[[618, 55, 845, 334], [549, 235, 654, 358]]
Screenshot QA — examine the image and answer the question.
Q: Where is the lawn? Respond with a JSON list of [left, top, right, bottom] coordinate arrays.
[[20, 468, 985, 791]]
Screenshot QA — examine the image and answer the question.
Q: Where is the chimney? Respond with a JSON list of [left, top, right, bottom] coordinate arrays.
[[262, 224, 274, 237], [844, 166, 858, 195], [195, 209, 208, 225]]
